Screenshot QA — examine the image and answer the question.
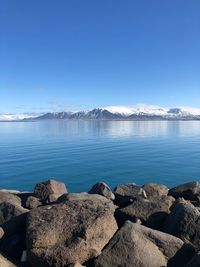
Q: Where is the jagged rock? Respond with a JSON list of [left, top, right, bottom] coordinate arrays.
[[115, 195, 174, 229], [0, 254, 17, 267], [185, 252, 200, 267], [169, 181, 200, 201], [34, 179, 67, 203], [0, 191, 22, 206], [114, 183, 146, 206], [0, 213, 27, 260], [0, 201, 28, 225], [26, 194, 118, 267], [163, 198, 200, 249], [88, 182, 115, 200], [25, 196, 42, 209], [142, 183, 169, 198], [94, 221, 195, 267]]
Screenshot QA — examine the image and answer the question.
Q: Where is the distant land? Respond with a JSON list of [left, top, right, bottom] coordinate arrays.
[[1, 105, 200, 121]]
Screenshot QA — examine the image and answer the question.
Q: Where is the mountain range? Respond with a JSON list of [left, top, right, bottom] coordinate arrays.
[[1, 106, 200, 121]]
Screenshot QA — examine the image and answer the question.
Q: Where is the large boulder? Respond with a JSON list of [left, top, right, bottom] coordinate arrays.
[[142, 183, 169, 198], [114, 183, 146, 206], [26, 194, 118, 267], [34, 179, 68, 203], [0, 201, 28, 225], [185, 252, 200, 267], [94, 221, 194, 267], [88, 182, 115, 200], [115, 195, 174, 229], [0, 191, 22, 206], [169, 181, 200, 201], [163, 198, 200, 249]]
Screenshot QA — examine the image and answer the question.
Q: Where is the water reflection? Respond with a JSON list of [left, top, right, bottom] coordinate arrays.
[[35, 120, 200, 139]]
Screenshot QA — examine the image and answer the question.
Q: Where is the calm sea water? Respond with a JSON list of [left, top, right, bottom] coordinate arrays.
[[0, 120, 200, 192]]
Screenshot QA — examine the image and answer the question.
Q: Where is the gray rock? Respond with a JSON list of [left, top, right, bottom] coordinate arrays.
[[25, 196, 42, 209], [34, 179, 68, 203], [142, 183, 169, 198], [114, 183, 146, 206], [184, 252, 200, 267], [94, 221, 194, 267], [115, 195, 174, 229], [0, 191, 22, 206], [88, 182, 115, 200], [26, 193, 118, 267], [163, 198, 200, 249], [169, 181, 200, 201]]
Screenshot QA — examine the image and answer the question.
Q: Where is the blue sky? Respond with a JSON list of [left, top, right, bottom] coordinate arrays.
[[0, 0, 200, 113]]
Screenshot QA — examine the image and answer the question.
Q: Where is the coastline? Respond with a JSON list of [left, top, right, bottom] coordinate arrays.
[[0, 179, 200, 267]]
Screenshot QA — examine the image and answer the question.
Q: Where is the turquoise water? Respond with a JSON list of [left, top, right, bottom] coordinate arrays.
[[0, 120, 200, 192]]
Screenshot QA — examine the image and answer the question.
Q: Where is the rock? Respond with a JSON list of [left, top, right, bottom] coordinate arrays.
[[184, 252, 200, 267], [88, 182, 115, 200], [0, 254, 17, 267], [0, 213, 27, 260], [169, 181, 200, 201], [142, 183, 169, 198], [114, 183, 146, 206], [0, 201, 28, 225], [17, 192, 33, 208], [115, 195, 174, 229], [25, 196, 41, 209], [26, 194, 118, 266], [34, 179, 68, 203], [0, 191, 22, 206], [163, 198, 200, 249], [0, 226, 4, 238], [116, 196, 175, 229], [57, 193, 116, 210], [68, 264, 86, 267], [94, 221, 194, 267]]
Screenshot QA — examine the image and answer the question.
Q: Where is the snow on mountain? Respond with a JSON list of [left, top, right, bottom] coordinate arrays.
[[1, 106, 200, 121], [104, 105, 168, 116], [0, 113, 41, 121]]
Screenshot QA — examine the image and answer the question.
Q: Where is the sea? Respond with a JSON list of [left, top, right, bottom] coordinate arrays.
[[0, 120, 200, 192]]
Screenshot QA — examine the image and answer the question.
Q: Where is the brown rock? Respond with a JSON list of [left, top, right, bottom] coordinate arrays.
[[169, 181, 200, 201], [163, 198, 200, 249], [34, 179, 67, 203], [114, 183, 146, 206], [142, 183, 169, 198], [115, 195, 174, 229], [94, 221, 195, 267], [0, 201, 28, 225], [26, 193, 118, 267], [88, 182, 115, 200]]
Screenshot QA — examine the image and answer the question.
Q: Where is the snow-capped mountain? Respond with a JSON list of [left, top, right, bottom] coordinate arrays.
[[1, 106, 200, 121]]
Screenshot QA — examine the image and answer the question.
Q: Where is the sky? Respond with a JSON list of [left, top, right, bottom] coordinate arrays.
[[0, 0, 200, 113]]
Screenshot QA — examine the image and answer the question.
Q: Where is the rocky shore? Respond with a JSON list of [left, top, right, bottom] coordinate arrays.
[[1, 179, 200, 267]]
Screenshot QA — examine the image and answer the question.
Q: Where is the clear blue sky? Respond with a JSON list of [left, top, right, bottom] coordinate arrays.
[[0, 0, 200, 113]]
